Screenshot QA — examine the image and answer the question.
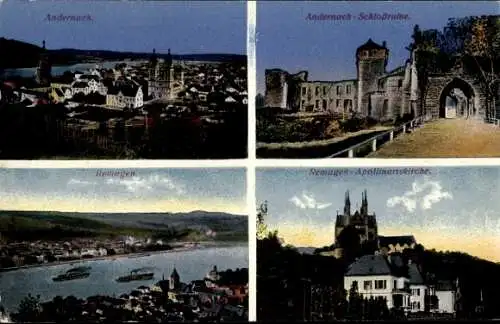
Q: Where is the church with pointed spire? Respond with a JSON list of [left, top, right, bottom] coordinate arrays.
[[335, 189, 378, 245], [147, 48, 174, 99]]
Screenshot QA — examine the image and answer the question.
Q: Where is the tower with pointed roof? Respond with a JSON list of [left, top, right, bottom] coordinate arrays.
[[36, 40, 52, 86], [335, 189, 378, 245], [356, 39, 389, 116], [169, 267, 180, 290]]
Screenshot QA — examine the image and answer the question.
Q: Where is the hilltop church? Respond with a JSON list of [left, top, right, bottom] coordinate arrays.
[[326, 190, 417, 258], [264, 39, 419, 121]]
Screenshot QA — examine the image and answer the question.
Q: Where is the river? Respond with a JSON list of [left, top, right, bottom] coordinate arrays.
[[0, 245, 248, 313], [2, 60, 147, 79]]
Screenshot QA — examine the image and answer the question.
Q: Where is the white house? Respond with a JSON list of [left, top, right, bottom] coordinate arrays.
[[71, 81, 90, 96], [429, 281, 457, 314], [344, 254, 411, 310], [106, 84, 143, 109], [408, 262, 427, 312]]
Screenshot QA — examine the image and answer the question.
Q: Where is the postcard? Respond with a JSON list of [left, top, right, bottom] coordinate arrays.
[[256, 1, 500, 158], [0, 1, 248, 159], [256, 167, 499, 320], [0, 168, 248, 322]]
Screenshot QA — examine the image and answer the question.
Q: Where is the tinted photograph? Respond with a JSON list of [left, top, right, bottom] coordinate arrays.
[[0, 168, 248, 322], [257, 167, 499, 321], [257, 1, 500, 158], [0, 1, 247, 159]]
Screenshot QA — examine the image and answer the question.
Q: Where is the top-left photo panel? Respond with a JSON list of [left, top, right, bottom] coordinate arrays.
[[0, 0, 248, 160]]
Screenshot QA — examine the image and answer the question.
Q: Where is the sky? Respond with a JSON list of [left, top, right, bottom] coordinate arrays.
[[256, 167, 500, 263], [0, 168, 247, 215], [0, 0, 246, 55], [256, 1, 500, 94]]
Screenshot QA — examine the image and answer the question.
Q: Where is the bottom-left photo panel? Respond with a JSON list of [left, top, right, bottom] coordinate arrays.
[[0, 167, 248, 322]]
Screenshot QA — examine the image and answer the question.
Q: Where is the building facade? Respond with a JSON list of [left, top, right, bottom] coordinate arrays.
[[264, 39, 417, 121], [335, 190, 378, 244], [148, 48, 174, 99]]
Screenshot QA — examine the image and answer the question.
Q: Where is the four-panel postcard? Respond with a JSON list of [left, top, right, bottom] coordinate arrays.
[[0, 0, 499, 322]]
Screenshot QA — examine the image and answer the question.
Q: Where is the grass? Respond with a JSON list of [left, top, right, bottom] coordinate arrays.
[[369, 118, 500, 158]]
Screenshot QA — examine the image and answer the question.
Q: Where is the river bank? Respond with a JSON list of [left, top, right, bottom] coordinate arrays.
[[0, 240, 245, 273]]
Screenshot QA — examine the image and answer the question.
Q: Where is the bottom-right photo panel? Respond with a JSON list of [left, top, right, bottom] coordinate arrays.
[[256, 167, 500, 321]]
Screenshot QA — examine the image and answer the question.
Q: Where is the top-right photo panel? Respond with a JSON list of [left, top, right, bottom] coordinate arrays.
[[256, 1, 500, 159]]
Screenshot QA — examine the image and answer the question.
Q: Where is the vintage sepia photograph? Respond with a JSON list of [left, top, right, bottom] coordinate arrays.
[[0, 168, 248, 322], [0, 1, 247, 159], [257, 167, 500, 321], [256, 1, 500, 158]]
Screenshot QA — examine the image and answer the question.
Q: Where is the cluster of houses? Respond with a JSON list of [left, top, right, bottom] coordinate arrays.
[[33, 266, 248, 322], [0, 236, 168, 268]]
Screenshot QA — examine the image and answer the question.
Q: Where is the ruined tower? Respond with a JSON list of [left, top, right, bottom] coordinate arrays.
[[356, 39, 389, 117], [264, 69, 289, 109]]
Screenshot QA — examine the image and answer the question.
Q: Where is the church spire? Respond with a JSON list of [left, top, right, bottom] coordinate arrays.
[[361, 189, 368, 215], [344, 190, 351, 217]]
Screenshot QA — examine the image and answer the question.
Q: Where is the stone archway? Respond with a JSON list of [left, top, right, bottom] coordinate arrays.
[[438, 78, 476, 119], [424, 74, 487, 120]]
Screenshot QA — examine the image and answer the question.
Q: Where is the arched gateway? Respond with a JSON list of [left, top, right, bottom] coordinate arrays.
[[423, 73, 488, 120]]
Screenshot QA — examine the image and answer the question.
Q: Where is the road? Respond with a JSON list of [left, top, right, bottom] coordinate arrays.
[[368, 118, 500, 158]]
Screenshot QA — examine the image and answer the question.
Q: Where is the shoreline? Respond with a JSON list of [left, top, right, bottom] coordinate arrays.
[[0, 241, 246, 273]]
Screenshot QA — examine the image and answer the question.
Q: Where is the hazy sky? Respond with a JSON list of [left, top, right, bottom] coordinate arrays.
[[257, 167, 500, 263], [0, 0, 246, 55], [256, 1, 499, 94], [0, 168, 247, 215]]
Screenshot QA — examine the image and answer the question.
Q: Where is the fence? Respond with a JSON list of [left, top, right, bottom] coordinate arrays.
[[328, 115, 428, 158]]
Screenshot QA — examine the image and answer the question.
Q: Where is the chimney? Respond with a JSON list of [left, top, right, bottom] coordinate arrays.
[[382, 40, 387, 48]]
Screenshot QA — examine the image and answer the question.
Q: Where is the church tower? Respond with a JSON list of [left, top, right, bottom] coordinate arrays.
[[360, 189, 368, 216], [166, 49, 174, 99], [343, 190, 351, 217], [148, 48, 159, 80], [36, 40, 52, 86], [169, 267, 180, 290], [356, 39, 388, 117]]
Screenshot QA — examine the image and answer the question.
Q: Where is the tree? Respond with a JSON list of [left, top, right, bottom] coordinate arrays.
[[347, 281, 362, 319], [464, 16, 500, 120], [13, 294, 42, 322]]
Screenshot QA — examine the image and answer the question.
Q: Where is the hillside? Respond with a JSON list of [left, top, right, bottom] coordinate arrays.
[[0, 38, 246, 69], [0, 210, 247, 242], [258, 235, 500, 320]]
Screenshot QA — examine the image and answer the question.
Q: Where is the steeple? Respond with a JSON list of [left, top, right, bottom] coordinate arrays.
[[166, 48, 172, 66], [343, 190, 351, 217], [361, 189, 368, 215]]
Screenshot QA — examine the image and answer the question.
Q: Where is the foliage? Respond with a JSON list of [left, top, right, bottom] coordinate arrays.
[[257, 110, 381, 143], [12, 294, 42, 322]]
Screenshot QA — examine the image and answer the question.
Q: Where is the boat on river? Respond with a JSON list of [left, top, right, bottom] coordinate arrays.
[[116, 268, 154, 282], [53, 266, 91, 282]]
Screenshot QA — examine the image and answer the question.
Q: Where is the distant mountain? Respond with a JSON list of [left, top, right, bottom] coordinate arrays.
[[0, 210, 248, 241], [295, 247, 317, 255], [0, 38, 246, 69]]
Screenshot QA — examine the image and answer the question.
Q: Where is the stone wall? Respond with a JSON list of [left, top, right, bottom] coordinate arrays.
[[424, 74, 487, 119]]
